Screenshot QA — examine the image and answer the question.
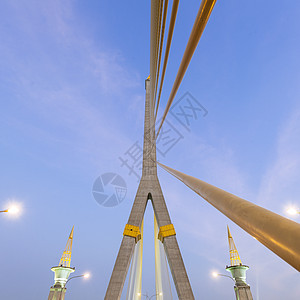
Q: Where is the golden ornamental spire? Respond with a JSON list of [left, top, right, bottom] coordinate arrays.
[[227, 226, 242, 266], [59, 226, 74, 268]]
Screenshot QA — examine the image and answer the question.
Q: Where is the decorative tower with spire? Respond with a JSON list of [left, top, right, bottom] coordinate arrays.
[[226, 226, 253, 300], [48, 226, 75, 300]]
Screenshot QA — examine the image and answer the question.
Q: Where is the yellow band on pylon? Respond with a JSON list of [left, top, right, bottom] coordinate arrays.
[[123, 224, 141, 242], [158, 224, 176, 242]]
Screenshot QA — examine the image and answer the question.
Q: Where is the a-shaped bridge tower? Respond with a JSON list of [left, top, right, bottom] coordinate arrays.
[[104, 78, 194, 300]]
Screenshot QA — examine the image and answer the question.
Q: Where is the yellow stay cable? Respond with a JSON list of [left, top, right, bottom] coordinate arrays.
[[154, 0, 179, 121], [150, 0, 162, 119], [156, 0, 217, 137], [154, 0, 169, 114]]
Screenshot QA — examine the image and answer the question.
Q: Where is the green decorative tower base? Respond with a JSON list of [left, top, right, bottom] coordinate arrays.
[[226, 265, 253, 300], [226, 226, 253, 300], [48, 227, 75, 300], [48, 266, 75, 300]]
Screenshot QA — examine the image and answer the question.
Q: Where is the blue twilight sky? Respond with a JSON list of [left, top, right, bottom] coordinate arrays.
[[0, 0, 300, 299]]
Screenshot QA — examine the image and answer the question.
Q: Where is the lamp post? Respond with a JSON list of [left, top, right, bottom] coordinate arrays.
[[137, 292, 163, 299], [59, 273, 90, 300], [212, 269, 253, 300], [66, 273, 90, 284], [212, 271, 235, 282], [0, 204, 21, 216]]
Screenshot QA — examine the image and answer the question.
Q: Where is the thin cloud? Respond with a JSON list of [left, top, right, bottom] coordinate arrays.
[[257, 108, 300, 208], [0, 0, 142, 170]]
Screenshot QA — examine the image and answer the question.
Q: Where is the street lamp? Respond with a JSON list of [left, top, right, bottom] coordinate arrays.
[[66, 273, 90, 284], [0, 204, 21, 216], [59, 273, 90, 299], [285, 206, 300, 216], [149, 293, 163, 300], [137, 292, 163, 299], [211, 271, 235, 282]]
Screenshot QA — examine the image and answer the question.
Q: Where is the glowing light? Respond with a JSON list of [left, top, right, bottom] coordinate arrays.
[[211, 271, 219, 278], [137, 293, 141, 297], [286, 206, 299, 216], [4, 202, 22, 218], [7, 205, 20, 215], [159, 292, 163, 296], [83, 273, 90, 279]]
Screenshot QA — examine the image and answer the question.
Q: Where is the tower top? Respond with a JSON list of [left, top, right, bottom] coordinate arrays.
[[227, 225, 242, 266], [59, 226, 74, 268]]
